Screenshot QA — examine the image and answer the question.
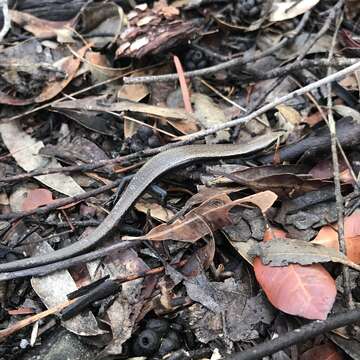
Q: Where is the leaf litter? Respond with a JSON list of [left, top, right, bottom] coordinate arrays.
[[1, 0, 360, 359]]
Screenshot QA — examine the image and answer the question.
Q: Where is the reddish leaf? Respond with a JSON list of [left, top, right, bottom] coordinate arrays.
[[173, 55, 192, 113], [254, 228, 336, 320], [312, 211, 360, 264], [22, 189, 54, 211], [300, 343, 344, 360]]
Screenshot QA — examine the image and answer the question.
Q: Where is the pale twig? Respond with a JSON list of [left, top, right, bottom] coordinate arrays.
[[0, 299, 75, 340], [244, 58, 357, 82], [326, 9, 354, 309]]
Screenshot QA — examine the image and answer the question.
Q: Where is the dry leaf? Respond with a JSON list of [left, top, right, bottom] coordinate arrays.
[[30, 238, 104, 336], [126, 191, 277, 242], [269, 0, 320, 22], [276, 105, 302, 125], [54, 97, 194, 121], [135, 199, 175, 222], [22, 189, 54, 211], [191, 93, 230, 143], [0, 121, 85, 197], [173, 55, 192, 113], [9, 10, 74, 40], [312, 211, 360, 264]]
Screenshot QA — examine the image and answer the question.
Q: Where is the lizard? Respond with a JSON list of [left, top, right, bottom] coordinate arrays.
[[0, 133, 278, 273]]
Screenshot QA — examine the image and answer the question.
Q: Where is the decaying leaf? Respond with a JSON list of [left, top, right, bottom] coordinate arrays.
[[35, 47, 88, 103], [86, 248, 151, 355], [216, 170, 324, 198], [0, 121, 85, 197], [182, 239, 216, 278], [253, 229, 337, 320], [184, 289, 274, 344], [9, 10, 74, 40], [54, 97, 195, 121], [250, 237, 360, 271], [30, 237, 104, 336], [191, 93, 230, 143]]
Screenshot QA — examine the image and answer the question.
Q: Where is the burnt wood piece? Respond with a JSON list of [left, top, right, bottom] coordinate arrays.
[[259, 116, 360, 164]]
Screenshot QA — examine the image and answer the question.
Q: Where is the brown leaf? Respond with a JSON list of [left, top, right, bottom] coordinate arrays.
[[9, 10, 74, 39], [54, 97, 194, 121], [181, 239, 216, 278], [254, 229, 336, 320], [22, 189, 54, 211], [126, 191, 277, 242], [35, 47, 88, 103], [0, 91, 34, 106], [310, 157, 353, 184], [300, 343, 344, 360], [312, 211, 360, 264]]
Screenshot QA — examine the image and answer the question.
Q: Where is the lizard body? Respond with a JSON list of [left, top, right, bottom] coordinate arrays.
[[0, 133, 277, 272]]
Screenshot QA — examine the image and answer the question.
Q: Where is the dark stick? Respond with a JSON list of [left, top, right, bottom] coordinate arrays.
[[0, 240, 141, 281], [226, 308, 360, 360]]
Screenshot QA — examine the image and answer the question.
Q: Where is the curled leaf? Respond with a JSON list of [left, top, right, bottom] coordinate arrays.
[[127, 191, 277, 242]]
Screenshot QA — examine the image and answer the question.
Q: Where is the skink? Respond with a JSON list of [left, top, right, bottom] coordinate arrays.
[[0, 133, 277, 272]]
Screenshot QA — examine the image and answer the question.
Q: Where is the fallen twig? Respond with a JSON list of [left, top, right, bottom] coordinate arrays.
[[0, 298, 76, 341], [0, 240, 141, 281], [326, 7, 354, 309]]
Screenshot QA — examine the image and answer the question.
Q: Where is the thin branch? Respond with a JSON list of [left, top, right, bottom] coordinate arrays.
[[0, 298, 76, 340], [326, 8, 354, 309], [243, 58, 357, 82]]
